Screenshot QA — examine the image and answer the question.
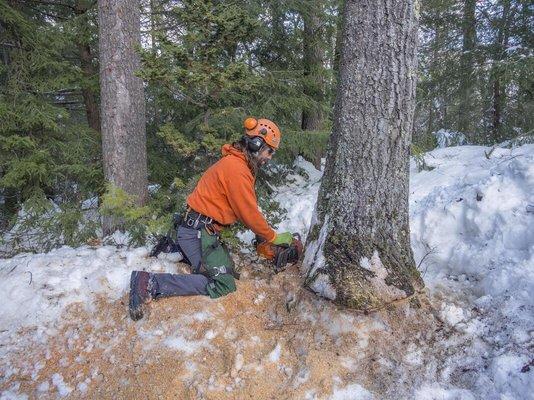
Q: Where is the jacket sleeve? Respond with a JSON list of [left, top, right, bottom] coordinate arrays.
[[223, 168, 276, 242]]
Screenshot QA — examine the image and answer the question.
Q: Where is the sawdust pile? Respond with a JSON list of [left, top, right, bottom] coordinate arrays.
[[1, 258, 453, 400]]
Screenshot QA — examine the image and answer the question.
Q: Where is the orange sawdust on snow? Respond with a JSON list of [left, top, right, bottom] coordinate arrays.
[[1, 260, 446, 400]]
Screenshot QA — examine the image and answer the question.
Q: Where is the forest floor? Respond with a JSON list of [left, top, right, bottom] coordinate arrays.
[[1, 143, 533, 399], [1, 244, 530, 400], [0, 254, 478, 400]]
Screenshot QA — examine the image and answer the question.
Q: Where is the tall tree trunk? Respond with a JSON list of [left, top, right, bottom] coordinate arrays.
[[427, 23, 442, 136], [149, 0, 157, 53], [98, 0, 148, 225], [515, 2, 534, 131], [301, 3, 325, 131], [427, 103, 434, 137], [75, 1, 101, 133], [457, 0, 477, 139], [303, 0, 423, 310], [492, 79, 502, 140], [0, 23, 10, 85]]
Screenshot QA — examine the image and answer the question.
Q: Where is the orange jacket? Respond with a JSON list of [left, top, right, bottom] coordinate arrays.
[[187, 144, 277, 242]]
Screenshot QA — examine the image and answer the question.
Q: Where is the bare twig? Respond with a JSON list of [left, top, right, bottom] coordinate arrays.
[[26, 271, 33, 285], [417, 244, 438, 278], [484, 145, 496, 159], [496, 154, 523, 165]]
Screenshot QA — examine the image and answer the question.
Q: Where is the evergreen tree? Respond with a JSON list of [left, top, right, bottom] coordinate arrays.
[[300, 1, 327, 131], [139, 0, 262, 158], [457, 0, 477, 138], [0, 1, 102, 220], [138, 0, 332, 178], [73, 0, 100, 133], [415, 0, 533, 146]]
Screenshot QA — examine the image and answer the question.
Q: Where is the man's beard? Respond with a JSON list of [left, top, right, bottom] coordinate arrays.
[[250, 153, 266, 169]]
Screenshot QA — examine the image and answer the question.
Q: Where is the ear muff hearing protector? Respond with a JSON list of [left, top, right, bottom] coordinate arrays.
[[244, 118, 265, 152], [246, 135, 265, 153]]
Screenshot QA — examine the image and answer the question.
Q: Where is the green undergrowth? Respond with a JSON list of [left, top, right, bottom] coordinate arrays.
[[0, 192, 100, 256], [274, 129, 329, 168]]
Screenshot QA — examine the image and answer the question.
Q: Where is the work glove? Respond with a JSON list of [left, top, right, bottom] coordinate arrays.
[[272, 232, 293, 246]]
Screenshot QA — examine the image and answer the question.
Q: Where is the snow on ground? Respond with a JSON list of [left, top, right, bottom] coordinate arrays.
[[0, 246, 183, 341], [271, 144, 534, 398], [409, 144, 534, 399], [274, 156, 323, 240], [1, 144, 533, 399], [433, 129, 467, 148]]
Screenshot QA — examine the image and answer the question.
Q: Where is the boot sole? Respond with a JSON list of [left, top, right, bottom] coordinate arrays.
[[129, 271, 144, 321]]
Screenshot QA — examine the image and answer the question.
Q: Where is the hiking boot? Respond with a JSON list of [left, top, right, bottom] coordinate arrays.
[[129, 271, 154, 321]]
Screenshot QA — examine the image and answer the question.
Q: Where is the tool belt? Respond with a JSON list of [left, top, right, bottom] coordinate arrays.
[[182, 208, 215, 230]]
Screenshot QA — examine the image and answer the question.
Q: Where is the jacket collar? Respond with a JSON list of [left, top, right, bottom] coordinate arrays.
[[221, 144, 247, 162]]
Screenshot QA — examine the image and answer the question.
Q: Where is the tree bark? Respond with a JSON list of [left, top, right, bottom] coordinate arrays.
[[98, 0, 148, 218], [303, 0, 423, 310], [457, 0, 477, 139], [301, 3, 325, 131]]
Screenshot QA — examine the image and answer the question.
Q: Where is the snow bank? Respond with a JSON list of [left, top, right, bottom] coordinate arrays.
[[274, 156, 323, 239], [410, 144, 534, 399], [275, 144, 534, 398], [410, 145, 533, 323], [1, 143, 533, 399], [0, 245, 181, 356]]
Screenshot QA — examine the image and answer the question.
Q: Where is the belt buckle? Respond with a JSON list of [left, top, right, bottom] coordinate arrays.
[[193, 214, 201, 229], [213, 265, 227, 277]]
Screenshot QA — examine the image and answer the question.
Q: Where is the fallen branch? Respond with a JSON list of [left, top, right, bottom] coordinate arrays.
[[25, 271, 33, 285], [484, 145, 496, 159]]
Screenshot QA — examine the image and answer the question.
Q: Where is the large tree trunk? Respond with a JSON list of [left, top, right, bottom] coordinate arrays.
[[98, 0, 148, 231], [457, 0, 477, 139], [301, 3, 325, 131], [303, 0, 423, 310]]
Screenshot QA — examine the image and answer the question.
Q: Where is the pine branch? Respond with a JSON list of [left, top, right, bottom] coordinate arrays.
[[21, 0, 77, 11]]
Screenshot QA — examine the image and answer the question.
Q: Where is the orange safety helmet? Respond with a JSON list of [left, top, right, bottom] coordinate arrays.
[[243, 117, 281, 150]]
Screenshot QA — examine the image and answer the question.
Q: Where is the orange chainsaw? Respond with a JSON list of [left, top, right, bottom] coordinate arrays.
[[253, 233, 304, 273]]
